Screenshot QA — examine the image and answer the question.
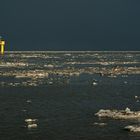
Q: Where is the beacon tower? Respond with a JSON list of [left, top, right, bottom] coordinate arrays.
[[0, 36, 5, 55]]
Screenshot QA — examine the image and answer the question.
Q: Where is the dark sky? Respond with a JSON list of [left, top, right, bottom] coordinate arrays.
[[0, 0, 140, 51]]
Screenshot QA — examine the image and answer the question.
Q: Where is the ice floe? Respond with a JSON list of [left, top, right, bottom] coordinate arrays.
[[25, 118, 38, 129], [95, 108, 140, 133], [0, 52, 140, 87], [124, 125, 140, 132], [93, 122, 107, 126], [26, 100, 32, 103], [27, 124, 38, 129], [95, 108, 140, 120]]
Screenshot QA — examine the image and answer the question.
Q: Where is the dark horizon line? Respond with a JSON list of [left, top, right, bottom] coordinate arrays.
[[5, 50, 140, 52]]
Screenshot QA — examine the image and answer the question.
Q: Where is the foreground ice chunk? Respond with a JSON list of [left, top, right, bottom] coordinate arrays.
[[93, 82, 98, 86], [25, 118, 38, 129], [25, 119, 37, 123], [124, 125, 140, 132], [27, 124, 38, 129], [95, 108, 140, 120], [93, 122, 107, 126]]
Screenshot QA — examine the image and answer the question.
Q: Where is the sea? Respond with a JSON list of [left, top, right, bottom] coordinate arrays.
[[0, 51, 140, 140]]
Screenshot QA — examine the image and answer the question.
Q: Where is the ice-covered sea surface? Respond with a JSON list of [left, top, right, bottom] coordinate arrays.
[[0, 51, 140, 140]]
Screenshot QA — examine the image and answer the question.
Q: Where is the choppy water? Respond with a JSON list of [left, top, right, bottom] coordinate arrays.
[[0, 51, 140, 140]]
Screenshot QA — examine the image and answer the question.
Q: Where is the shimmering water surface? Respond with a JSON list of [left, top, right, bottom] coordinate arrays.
[[0, 51, 140, 140]]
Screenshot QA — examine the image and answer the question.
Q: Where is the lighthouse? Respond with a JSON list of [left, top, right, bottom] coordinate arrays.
[[0, 36, 5, 55]]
